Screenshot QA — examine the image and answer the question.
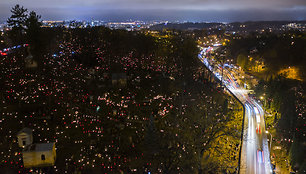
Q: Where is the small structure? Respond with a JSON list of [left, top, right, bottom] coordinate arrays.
[[25, 54, 38, 68], [22, 143, 56, 168], [24, 47, 37, 69], [112, 73, 127, 87], [17, 128, 33, 148]]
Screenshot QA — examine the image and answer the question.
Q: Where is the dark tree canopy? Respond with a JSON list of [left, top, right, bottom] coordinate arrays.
[[26, 11, 42, 31], [25, 11, 42, 54], [7, 4, 28, 44], [7, 4, 28, 30]]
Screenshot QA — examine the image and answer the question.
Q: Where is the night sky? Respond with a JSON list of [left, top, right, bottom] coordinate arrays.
[[0, 0, 306, 22]]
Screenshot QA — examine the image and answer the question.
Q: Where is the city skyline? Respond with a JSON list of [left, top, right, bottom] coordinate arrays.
[[0, 0, 306, 22]]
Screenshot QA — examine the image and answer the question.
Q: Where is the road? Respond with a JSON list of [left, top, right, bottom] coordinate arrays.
[[0, 44, 29, 56], [199, 47, 273, 174]]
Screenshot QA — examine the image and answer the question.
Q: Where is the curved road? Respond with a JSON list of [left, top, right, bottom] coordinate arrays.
[[199, 47, 273, 174]]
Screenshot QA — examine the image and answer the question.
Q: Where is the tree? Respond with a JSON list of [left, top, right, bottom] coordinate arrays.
[[237, 53, 248, 70], [25, 11, 42, 36], [223, 99, 228, 114], [7, 4, 28, 44], [7, 4, 28, 29], [26, 11, 43, 59]]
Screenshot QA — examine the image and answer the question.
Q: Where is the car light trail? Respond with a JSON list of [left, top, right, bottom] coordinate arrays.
[[198, 47, 272, 174]]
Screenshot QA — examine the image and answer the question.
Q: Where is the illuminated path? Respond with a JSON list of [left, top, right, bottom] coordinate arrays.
[[198, 47, 272, 174]]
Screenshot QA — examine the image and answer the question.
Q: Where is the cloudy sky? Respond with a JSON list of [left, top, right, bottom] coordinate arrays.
[[0, 0, 306, 22]]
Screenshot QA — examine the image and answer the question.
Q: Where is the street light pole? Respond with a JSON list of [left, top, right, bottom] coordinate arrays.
[[260, 96, 266, 120], [266, 131, 272, 152]]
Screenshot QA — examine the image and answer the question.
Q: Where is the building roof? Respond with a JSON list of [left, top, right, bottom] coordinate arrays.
[[17, 127, 33, 136], [24, 143, 55, 152]]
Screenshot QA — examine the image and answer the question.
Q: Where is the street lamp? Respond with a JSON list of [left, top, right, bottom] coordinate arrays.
[[266, 131, 272, 151], [260, 95, 267, 113]]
